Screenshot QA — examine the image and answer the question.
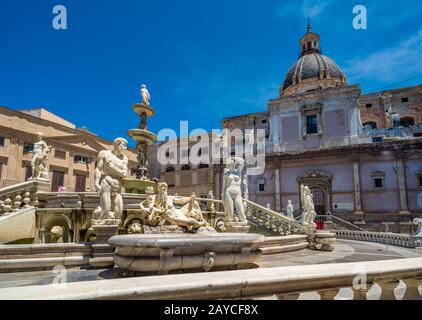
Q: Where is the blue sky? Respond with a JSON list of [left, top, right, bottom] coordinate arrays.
[[1, 0, 422, 146]]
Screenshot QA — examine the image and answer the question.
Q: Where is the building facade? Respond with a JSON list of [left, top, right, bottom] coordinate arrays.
[[153, 22, 422, 232], [0, 106, 138, 191]]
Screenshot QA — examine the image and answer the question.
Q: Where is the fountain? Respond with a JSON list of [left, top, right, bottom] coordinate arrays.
[[107, 85, 266, 274], [123, 84, 158, 194]]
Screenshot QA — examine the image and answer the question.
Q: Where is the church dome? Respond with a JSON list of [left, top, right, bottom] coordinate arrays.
[[280, 20, 347, 97]]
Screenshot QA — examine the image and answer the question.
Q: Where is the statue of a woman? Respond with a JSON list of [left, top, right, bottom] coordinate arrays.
[[222, 157, 246, 222]]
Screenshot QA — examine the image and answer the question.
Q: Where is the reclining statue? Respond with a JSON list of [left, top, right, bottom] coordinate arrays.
[[141, 182, 207, 231]]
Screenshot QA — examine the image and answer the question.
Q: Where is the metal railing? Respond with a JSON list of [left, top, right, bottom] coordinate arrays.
[[314, 215, 367, 231]]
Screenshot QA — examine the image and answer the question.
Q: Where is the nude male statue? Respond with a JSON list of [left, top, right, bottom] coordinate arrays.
[[31, 132, 51, 179], [93, 138, 128, 222], [140, 84, 151, 106]]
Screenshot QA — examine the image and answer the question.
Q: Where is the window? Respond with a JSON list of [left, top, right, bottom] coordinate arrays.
[[257, 179, 265, 193], [74, 154, 91, 164], [75, 174, 87, 192], [372, 171, 385, 189], [165, 166, 175, 173], [0, 136, 4, 147], [181, 164, 191, 171], [401, 97, 409, 103], [52, 171, 65, 192], [400, 117, 415, 128], [198, 163, 209, 169], [417, 173, 422, 188], [23, 143, 34, 154], [25, 166, 32, 181], [365, 103, 372, 108], [363, 121, 377, 129], [261, 119, 267, 124], [374, 178, 383, 188], [306, 115, 318, 134], [55, 149, 66, 159]]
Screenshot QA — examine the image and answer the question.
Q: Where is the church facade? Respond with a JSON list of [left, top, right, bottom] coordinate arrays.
[[146, 22, 422, 232], [218, 23, 422, 232]]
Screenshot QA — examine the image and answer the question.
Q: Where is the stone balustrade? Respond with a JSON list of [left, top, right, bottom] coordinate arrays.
[[0, 257, 420, 300], [0, 180, 49, 215], [335, 230, 416, 248], [243, 199, 308, 236]]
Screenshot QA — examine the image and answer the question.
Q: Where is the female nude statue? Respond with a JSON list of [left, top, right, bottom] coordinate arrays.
[[222, 157, 246, 222]]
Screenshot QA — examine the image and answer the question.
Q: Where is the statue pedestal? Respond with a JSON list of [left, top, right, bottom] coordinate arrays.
[[89, 220, 120, 269], [225, 221, 250, 234], [91, 219, 120, 244]]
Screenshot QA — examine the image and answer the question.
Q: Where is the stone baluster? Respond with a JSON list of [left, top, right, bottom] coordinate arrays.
[[402, 278, 422, 300], [13, 193, 22, 210], [352, 284, 372, 300], [22, 191, 31, 208], [378, 280, 400, 300], [3, 198, 13, 213], [317, 288, 340, 300]]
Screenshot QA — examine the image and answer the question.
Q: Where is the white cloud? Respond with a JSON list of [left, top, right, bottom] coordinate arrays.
[[276, 0, 334, 18], [344, 28, 422, 83], [302, 0, 334, 18]]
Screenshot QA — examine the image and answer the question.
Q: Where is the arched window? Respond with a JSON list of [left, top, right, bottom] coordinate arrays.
[[400, 117, 415, 128], [165, 166, 175, 173], [198, 163, 209, 169], [181, 164, 191, 171], [363, 121, 377, 129]]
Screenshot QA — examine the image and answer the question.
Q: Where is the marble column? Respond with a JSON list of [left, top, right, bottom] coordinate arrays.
[[396, 156, 410, 215], [274, 168, 281, 211]]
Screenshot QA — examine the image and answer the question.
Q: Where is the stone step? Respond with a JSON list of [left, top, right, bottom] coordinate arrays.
[[261, 235, 308, 247], [260, 235, 309, 255], [0, 256, 91, 273], [261, 242, 309, 255]]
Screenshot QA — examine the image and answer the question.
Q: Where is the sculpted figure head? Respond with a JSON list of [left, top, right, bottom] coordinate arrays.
[[113, 138, 128, 155]]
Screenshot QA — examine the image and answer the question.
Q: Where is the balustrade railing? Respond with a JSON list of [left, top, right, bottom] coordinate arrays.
[[243, 199, 306, 236], [335, 230, 416, 248], [0, 180, 48, 216], [1, 257, 420, 300], [315, 214, 367, 231]]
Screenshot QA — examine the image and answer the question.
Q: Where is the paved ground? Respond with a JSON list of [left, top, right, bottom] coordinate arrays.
[[1, 239, 421, 299]]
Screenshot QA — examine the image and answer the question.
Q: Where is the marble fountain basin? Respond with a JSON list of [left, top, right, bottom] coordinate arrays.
[[108, 233, 265, 275]]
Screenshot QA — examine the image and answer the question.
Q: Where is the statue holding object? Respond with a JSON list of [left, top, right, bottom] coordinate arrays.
[[93, 138, 128, 223]]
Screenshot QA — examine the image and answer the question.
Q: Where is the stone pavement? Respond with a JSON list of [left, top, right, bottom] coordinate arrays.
[[0, 239, 421, 296]]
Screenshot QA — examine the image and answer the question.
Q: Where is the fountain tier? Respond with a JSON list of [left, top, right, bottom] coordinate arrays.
[[109, 233, 265, 274]]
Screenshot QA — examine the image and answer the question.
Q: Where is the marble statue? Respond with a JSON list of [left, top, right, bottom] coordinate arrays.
[[139, 186, 160, 225], [286, 200, 294, 220], [266, 203, 271, 210], [222, 157, 247, 222], [380, 93, 400, 128], [206, 190, 216, 212], [127, 219, 143, 234], [50, 226, 64, 243], [140, 84, 151, 106], [153, 182, 207, 230], [300, 185, 317, 226], [93, 138, 128, 222], [31, 132, 51, 180]]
